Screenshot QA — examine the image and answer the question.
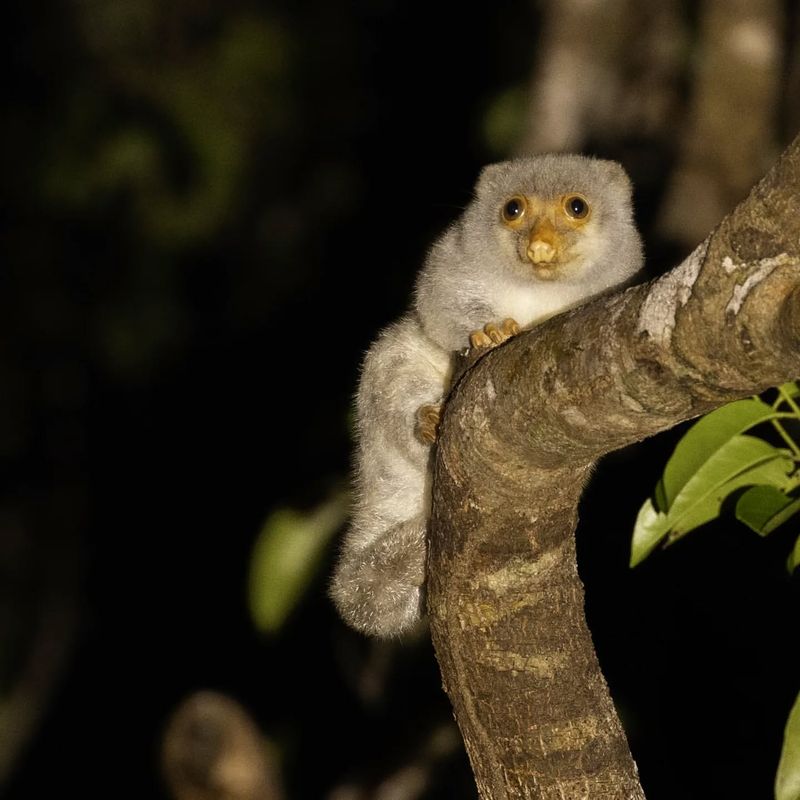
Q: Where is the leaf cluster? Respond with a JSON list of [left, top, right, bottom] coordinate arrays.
[[631, 385, 800, 571], [631, 384, 800, 800]]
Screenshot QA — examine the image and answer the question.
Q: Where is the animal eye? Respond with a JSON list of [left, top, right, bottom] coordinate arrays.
[[501, 196, 527, 223], [564, 195, 589, 220]]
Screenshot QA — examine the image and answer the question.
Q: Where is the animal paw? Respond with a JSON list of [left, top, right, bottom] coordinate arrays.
[[415, 403, 441, 445], [469, 318, 520, 350]]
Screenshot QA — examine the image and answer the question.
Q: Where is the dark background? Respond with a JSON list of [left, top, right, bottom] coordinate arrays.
[[2, 1, 799, 797]]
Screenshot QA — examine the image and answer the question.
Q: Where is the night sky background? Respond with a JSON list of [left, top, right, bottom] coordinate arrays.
[[2, 1, 799, 798]]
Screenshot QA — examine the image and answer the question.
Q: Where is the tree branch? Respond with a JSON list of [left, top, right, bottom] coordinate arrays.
[[426, 132, 800, 799]]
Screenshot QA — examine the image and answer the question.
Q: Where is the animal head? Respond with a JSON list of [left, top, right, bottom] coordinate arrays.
[[459, 154, 642, 288]]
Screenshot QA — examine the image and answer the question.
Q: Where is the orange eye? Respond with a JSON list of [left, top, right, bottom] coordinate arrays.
[[564, 194, 589, 220], [501, 196, 527, 224]]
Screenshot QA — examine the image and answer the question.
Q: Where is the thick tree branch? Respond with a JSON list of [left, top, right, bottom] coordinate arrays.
[[427, 133, 800, 799]]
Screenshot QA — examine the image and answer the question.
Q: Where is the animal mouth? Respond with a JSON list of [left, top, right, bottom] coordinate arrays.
[[532, 263, 561, 280]]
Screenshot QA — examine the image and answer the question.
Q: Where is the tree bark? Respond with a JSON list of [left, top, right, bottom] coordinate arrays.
[[427, 133, 800, 799]]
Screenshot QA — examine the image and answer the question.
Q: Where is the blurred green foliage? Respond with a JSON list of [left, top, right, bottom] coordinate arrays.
[[249, 492, 347, 634], [481, 85, 527, 157], [46, 7, 292, 247], [20, 1, 302, 382]]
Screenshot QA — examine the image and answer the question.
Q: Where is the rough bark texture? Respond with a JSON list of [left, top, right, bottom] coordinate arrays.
[[427, 134, 800, 799]]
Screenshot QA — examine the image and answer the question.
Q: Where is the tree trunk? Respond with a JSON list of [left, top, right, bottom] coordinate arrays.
[[658, 0, 782, 246], [427, 132, 800, 798]]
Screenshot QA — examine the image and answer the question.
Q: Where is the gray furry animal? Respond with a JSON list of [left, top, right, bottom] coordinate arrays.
[[331, 154, 643, 637]]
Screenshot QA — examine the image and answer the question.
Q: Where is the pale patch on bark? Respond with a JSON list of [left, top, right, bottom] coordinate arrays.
[[722, 255, 738, 274], [725, 253, 793, 316], [637, 238, 708, 345], [606, 291, 632, 325], [539, 714, 605, 752], [619, 393, 646, 413], [562, 406, 591, 427], [482, 545, 567, 595], [476, 648, 570, 679], [457, 544, 571, 627]]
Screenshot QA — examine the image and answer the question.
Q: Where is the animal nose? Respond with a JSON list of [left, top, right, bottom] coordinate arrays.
[[527, 217, 558, 264]]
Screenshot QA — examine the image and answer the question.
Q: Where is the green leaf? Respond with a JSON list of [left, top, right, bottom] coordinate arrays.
[[248, 493, 348, 634], [631, 437, 793, 566], [736, 486, 800, 537], [776, 691, 800, 800], [789, 535, 800, 574], [665, 435, 792, 536], [654, 478, 668, 514], [662, 399, 779, 509], [630, 498, 670, 566], [777, 382, 800, 402]]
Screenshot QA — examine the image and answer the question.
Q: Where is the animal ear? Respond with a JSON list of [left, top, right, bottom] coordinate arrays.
[[599, 159, 633, 193], [475, 162, 506, 195]]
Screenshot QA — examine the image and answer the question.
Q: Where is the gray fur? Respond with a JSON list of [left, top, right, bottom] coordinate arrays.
[[330, 155, 643, 637]]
